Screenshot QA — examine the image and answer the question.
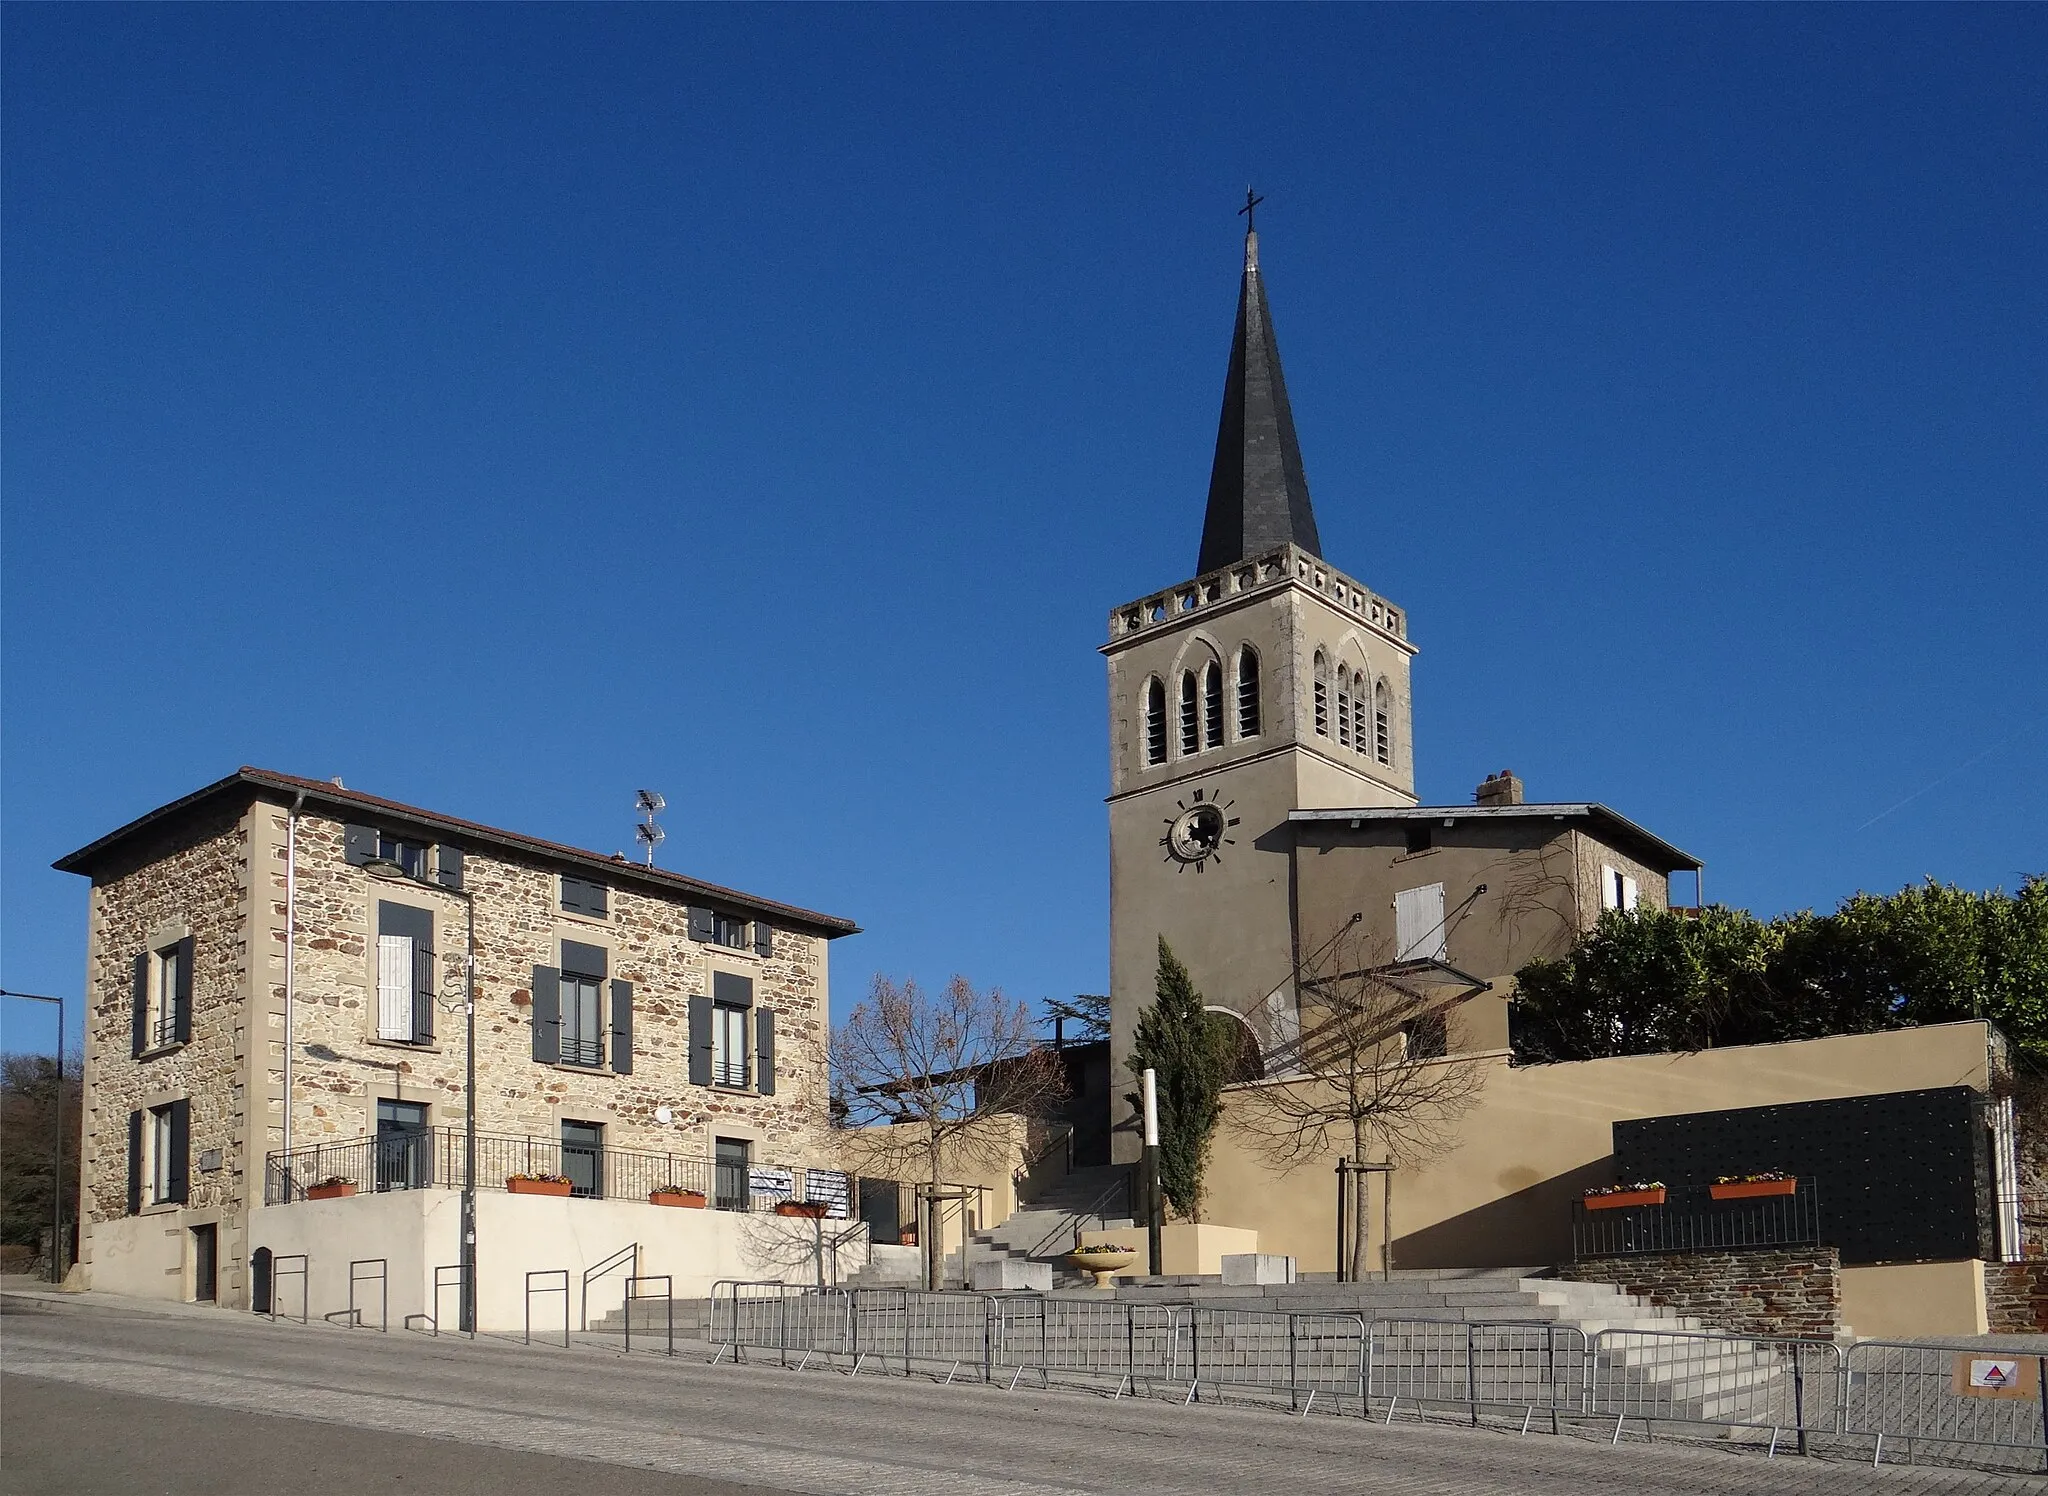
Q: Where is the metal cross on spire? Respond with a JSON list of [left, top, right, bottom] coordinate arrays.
[[1238, 186, 1265, 234]]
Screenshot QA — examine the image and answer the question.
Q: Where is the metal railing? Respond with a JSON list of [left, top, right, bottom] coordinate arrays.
[[264, 1128, 858, 1215], [697, 1289, 2048, 1473], [1571, 1181, 1820, 1259], [1026, 1168, 1135, 1260]]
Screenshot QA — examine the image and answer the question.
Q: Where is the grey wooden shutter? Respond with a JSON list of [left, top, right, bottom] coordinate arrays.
[[687, 996, 712, 1086], [687, 907, 713, 943], [754, 1008, 776, 1096], [561, 940, 607, 979], [126, 1110, 143, 1214], [434, 843, 464, 891], [712, 972, 754, 1007], [167, 1099, 191, 1205], [587, 880, 608, 917], [132, 953, 149, 1058], [753, 921, 773, 958], [414, 938, 436, 1041], [173, 934, 196, 1044], [344, 824, 377, 866], [609, 980, 633, 1075], [531, 966, 561, 1064]]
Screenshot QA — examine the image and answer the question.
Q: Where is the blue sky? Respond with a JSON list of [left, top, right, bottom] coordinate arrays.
[[5, 5, 2043, 1058]]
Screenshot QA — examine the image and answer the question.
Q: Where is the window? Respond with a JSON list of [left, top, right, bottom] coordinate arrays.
[[1235, 647, 1260, 738], [1374, 680, 1391, 766], [375, 1098, 431, 1191], [1143, 678, 1167, 766], [1394, 883, 1447, 962], [1601, 866, 1640, 913], [375, 902, 434, 1043], [1404, 1011, 1448, 1060], [1202, 662, 1224, 749], [560, 875, 609, 917], [559, 941, 607, 1067], [1313, 653, 1329, 736], [711, 913, 750, 950], [377, 834, 429, 881], [1336, 679, 1352, 747], [150, 946, 181, 1049], [1351, 675, 1369, 754], [714, 1136, 751, 1212], [712, 1002, 749, 1087], [1178, 671, 1199, 756], [561, 1120, 604, 1199], [1404, 823, 1432, 855], [149, 1105, 176, 1205]]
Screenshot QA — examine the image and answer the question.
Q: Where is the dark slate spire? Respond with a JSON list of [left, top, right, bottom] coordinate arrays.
[[1195, 226, 1324, 575]]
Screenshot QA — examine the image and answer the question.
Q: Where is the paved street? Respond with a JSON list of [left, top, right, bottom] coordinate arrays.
[[3, 1293, 2043, 1496]]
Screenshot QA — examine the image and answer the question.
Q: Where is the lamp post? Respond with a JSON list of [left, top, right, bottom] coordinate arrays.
[[363, 860, 477, 1335], [0, 989, 68, 1284]]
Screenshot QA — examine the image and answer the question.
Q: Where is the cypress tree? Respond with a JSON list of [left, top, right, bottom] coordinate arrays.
[[1128, 937, 1229, 1220]]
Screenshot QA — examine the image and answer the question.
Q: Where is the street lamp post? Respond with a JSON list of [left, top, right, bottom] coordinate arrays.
[[363, 862, 477, 1335], [0, 989, 68, 1284]]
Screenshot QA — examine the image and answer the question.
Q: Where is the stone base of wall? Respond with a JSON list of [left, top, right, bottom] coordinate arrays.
[[1556, 1246, 1841, 1339], [1985, 1262, 2048, 1332]]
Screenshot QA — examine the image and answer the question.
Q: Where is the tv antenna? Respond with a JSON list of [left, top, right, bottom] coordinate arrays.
[[634, 789, 666, 867]]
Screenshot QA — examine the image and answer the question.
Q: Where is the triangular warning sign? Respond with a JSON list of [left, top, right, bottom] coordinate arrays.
[[1984, 1364, 2009, 1384]]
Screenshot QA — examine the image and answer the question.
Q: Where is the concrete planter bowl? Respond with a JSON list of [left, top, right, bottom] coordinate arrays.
[[650, 1190, 707, 1208], [1068, 1247, 1138, 1289]]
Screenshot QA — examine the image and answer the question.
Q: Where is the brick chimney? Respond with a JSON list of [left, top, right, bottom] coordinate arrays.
[[1475, 770, 1524, 807]]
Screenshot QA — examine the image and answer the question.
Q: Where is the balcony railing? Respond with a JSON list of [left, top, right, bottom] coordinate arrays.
[[264, 1127, 856, 1216], [1571, 1180, 1821, 1260]]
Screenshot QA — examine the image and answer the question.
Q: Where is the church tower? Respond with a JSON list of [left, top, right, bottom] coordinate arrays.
[[1103, 223, 1418, 1159]]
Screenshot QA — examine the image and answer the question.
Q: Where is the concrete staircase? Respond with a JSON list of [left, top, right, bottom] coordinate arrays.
[[946, 1165, 1136, 1290]]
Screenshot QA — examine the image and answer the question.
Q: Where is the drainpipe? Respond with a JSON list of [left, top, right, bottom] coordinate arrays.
[[282, 790, 306, 1157]]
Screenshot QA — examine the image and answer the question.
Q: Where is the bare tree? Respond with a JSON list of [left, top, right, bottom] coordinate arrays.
[[832, 974, 1068, 1289], [1236, 926, 1488, 1279]]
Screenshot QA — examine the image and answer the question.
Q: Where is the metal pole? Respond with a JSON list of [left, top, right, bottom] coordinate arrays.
[[1141, 1068, 1162, 1278], [1334, 1161, 1348, 1283], [461, 892, 477, 1336]]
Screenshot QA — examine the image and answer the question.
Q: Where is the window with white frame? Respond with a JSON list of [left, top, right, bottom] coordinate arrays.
[[1373, 681, 1391, 766], [375, 902, 435, 1044], [1600, 865, 1640, 913], [1313, 652, 1329, 736], [150, 945, 181, 1049], [712, 1002, 749, 1088], [710, 913, 750, 950], [559, 943, 606, 1067], [377, 833, 430, 881], [149, 1104, 176, 1205]]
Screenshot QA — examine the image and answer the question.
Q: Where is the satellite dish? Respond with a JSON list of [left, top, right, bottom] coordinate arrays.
[[635, 789, 666, 814], [634, 790, 667, 867], [654, 1106, 674, 1125]]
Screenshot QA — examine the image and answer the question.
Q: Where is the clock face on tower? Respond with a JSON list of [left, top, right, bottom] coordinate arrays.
[[1161, 788, 1239, 871]]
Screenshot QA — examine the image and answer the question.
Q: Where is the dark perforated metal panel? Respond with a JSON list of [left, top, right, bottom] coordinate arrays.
[[1613, 1086, 1992, 1266]]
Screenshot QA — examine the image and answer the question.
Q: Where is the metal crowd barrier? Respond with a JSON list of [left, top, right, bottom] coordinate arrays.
[[1371, 1320, 1587, 1433], [1844, 1341, 2048, 1472], [1584, 1327, 1841, 1454]]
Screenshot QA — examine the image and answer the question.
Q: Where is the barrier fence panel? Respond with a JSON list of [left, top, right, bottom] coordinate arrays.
[[323, 1258, 387, 1332], [1370, 1320, 1588, 1432], [710, 1280, 817, 1364], [1844, 1342, 2048, 1472], [269, 1254, 308, 1325], [1587, 1328, 1842, 1450], [525, 1269, 570, 1348]]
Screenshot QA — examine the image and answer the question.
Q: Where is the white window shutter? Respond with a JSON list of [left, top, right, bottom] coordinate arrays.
[[1622, 875, 1640, 912], [1600, 865, 1619, 911], [377, 934, 415, 1040], [1395, 883, 1446, 961]]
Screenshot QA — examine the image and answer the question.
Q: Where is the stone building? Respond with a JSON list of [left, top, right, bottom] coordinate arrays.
[[1104, 226, 1700, 1160], [54, 767, 859, 1311]]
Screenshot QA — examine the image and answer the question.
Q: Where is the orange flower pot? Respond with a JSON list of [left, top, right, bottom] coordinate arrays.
[[650, 1190, 707, 1208], [507, 1178, 573, 1198], [775, 1201, 830, 1219], [1583, 1187, 1666, 1211], [1710, 1178, 1797, 1201], [307, 1182, 357, 1201]]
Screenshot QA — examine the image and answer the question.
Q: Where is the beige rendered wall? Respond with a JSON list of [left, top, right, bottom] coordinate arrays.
[[1202, 1022, 1994, 1276], [1840, 1262, 1990, 1339], [249, 1189, 866, 1333]]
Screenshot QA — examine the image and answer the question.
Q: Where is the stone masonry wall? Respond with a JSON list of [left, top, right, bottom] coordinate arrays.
[[1985, 1263, 2048, 1333], [79, 798, 255, 1284], [267, 803, 835, 1169], [1557, 1246, 1841, 1339]]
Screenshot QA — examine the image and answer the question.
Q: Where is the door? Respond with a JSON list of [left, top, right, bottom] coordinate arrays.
[[192, 1224, 217, 1303], [375, 1099, 432, 1191], [561, 1120, 604, 1198], [714, 1137, 751, 1211], [858, 1178, 902, 1244]]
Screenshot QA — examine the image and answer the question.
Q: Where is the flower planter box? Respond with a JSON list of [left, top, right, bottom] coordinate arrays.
[[306, 1182, 357, 1201], [775, 1201, 831, 1219], [507, 1178, 573, 1198], [1583, 1187, 1666, 1211], [897, 1230, 919, 1246], [1710, 1178, 1797, 1201], [650, 1190, 707, 1208]]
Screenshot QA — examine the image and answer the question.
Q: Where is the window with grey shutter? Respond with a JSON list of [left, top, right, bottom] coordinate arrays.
[[126, 1111, 143, 1215], [344, 824, 377, 866], [687, 906, 713, 943], [172, 934, 196, 1045], [434, 843, 464, 891], [559, 944, 605, 1067], [561, 875, 609, 917], [712, 972, 753, 1007], [755, 1008, 776, 1096], [687, 996, 712, 1087], [753, 921, 773, 958], [377, 903, 435, 1043], [132, 954, 149, 1059], [167, 1099, 191, 1205], [530, 966, 561, 1065], [609, 980, 633, 1075]]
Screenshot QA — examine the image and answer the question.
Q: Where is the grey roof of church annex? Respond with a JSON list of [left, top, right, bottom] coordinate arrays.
[[1195, 226, 1326, 576], [1288, 803, 1703, 873]]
